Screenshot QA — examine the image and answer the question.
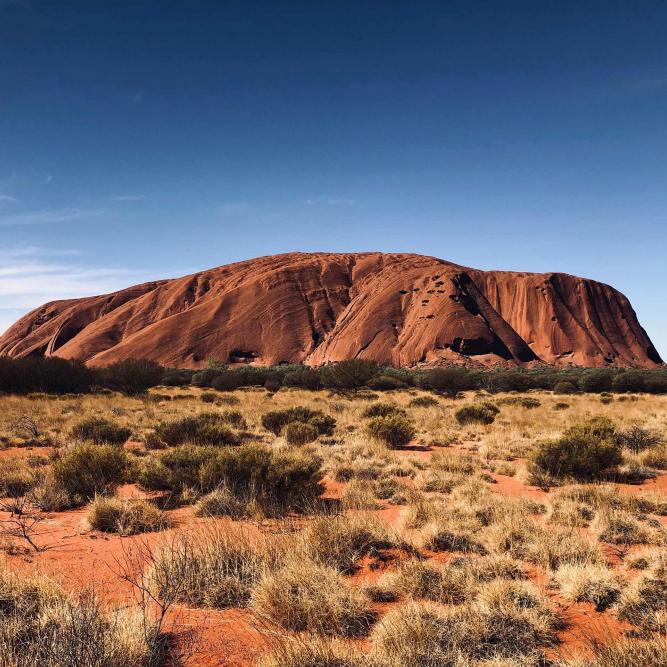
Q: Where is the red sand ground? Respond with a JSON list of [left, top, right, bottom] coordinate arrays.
[[2, 442, 665, 665]]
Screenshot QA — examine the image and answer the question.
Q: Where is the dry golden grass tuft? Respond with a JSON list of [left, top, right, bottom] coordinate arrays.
[[86, 496, 171, 535], [251, 558, 376, 636]]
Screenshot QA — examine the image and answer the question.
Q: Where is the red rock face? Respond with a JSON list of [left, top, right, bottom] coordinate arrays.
[[0, 252, 661, 368]]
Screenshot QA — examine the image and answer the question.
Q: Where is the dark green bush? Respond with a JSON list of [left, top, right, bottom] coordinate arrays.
[[367, 375, 408, 390], [0, 357, 94, 395], [97, 358, 163, 395], [155, 412, 240, 446], [579, 370, 614, 393], [532, 420, 622, 480], [496, 396, 541, 409], [161, 369, 193, 386], [612, 370, 646, 393], [408, 395, 440, 408], [616, 426, 663, 454], [417, 367, 476, 396], [140, 444, 323, 513], [284, 421, 319, 445], [264, 376, 282, 392], [200, 392, 217, 403], [220, 410, 247, 429], [53, 444, 128, 501], [202, 445, 324, 512], [366, 414, 415, 449], [261, 407, 335, 436], [0, 458, 40, 498], [455, 404, 497, 425], [283, 368, 322, 390], [69, 417, 131, 445], [320, 359, 379, 391], [362, 402, 406, 418], [553, 381, 578, 395]]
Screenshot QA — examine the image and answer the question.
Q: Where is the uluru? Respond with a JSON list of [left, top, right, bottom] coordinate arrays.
[[0, 252, 661, 369]]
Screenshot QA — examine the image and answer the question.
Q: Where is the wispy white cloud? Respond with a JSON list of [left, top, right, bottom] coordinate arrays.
[[305, 196, 357, 207], [0, 246, 153, 334], [0, 194, 19, 203], [0, 207, 102, 226], [109, 194, 144, 202]]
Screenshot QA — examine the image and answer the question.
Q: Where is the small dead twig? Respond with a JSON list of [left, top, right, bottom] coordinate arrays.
[[0, 495, 49, 552]]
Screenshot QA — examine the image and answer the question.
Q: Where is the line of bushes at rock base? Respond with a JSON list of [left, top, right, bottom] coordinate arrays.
[[0, 355, 666, 396]]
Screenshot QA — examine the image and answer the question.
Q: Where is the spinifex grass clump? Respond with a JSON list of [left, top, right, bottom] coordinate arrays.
[[87, 496, 171, 535], [251, 558, 376, 636], [0, 567, 162, 666]]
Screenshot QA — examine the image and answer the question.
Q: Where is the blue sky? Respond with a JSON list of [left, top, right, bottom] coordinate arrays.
[[0, 1, 665, 357]]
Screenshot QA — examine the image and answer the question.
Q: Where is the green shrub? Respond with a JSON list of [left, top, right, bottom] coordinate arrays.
[[139, 444, 324, 514], [366, 375, 408, 390], [87, 496, 170, 535], [497, 396, 541, 409], [553, 402, 570, 410], [219, 410, 247, 429], [53, 444, 128, 502], [97, 358, 163, 395], [366, 414, 415, 449], [155, 412, 240, 446], [283, 368, 322, 390], [261, 407, 335, 436], [264, 377, 282, 392], [320, 360, 379, 391], [200, 392, 217, 403], [70, 417, 131, 445], [532, 422, 622, 480], [408, 396, 439, 408], [200, 445, 324, 513], [579, 369, 614, 393], [0, 568, 160, 666], [416, 367, 476, 396], [285, 421, 319, 445], [615, 425, 663, 453], [30, 473, 74, 511], [361, 402, 405, 418], [612, 370, 647, 393], [553, 380, 578, 394], [454, 404, 496, 425]]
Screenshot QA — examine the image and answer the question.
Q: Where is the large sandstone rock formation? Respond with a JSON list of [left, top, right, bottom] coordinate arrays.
[[0, 252, 661, 368]]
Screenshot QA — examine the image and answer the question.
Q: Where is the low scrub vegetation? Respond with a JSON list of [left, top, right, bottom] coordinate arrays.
[[70, 417, 131, 445], [0, 377, 665, 667], [532, 418, 623, 481], [261, 406, 336, 437], [138, 443, 324, 515], [366, 413, 415, 448], [154, 412, 240, 446], [455, 403, 498, 425]]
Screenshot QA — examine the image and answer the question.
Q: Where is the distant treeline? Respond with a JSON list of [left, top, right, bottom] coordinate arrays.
[[1, 355, 665, 396]]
